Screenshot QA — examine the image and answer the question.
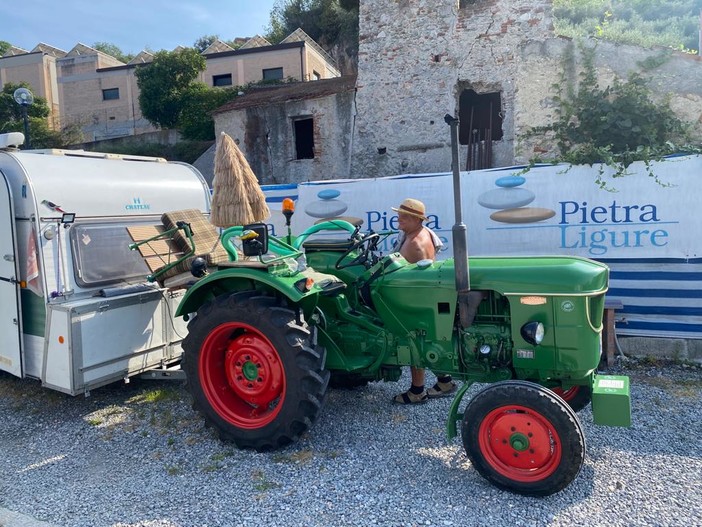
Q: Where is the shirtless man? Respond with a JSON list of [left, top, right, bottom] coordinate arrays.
[[391, 198, 457, 404]]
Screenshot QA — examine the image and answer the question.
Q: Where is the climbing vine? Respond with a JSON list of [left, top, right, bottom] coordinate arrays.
[[527, 42, 701, 187]]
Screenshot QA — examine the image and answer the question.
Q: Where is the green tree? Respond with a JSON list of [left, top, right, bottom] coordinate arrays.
[[0, 40, 11, 55], [525, 44, 698, 185], [135, 48, 206, 129], [194, 34, 244, 52], [92, 42, 135, 63], [0, 82, 80, 148], [267, 0, 359, 71], [193, 35, 220, 53], [225, 39, 244, 50], [178, 83, 239, 141]]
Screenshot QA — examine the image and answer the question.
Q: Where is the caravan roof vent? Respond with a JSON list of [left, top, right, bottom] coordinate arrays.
[[0, 132, 25, 150]]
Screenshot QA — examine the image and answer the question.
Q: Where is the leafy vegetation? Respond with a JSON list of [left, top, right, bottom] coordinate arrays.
[[83, 139, 213, 165], [134, 47, 241, 141], [553, 0, 702, 51], [0, 82, 81, 148], [135, 48, 208, 129], [267, 0, 359, 71], [0, 40, 11, 55], [192, 35, 243, 52], [526, 44, 700, 185], [177, 84, 226, 141], [92, 42, 135, 63], [133, 47, 298, 141]]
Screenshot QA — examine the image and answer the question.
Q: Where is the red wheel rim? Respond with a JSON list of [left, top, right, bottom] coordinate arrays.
[[478, 405, 562, 482], [199, 322, 285, 429], [552, 385, 579, 402]]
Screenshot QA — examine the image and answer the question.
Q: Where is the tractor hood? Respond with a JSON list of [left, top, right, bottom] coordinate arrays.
[[380, 255, 609, 296], [370, 254, 608, 342]]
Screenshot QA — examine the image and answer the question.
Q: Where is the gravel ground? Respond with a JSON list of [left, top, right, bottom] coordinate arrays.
[[0, 357, 700, 527]]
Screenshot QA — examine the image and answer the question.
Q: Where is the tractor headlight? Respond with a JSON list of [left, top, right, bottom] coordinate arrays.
[[521, 321, 545, 345]]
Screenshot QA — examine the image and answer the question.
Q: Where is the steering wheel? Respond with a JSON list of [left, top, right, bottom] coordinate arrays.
[[335, 232, 381, 270]]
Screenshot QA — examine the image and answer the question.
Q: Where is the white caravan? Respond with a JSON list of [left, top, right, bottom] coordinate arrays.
[[0, 132, 211, 395]]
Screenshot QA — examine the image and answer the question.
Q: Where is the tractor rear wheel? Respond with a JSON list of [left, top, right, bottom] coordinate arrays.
[[461, 380, 585, 496], [182, 291, 329, 451]]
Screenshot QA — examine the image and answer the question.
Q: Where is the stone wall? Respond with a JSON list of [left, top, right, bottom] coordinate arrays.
[[513, 38, 702, 163], [215, 90, 356, 185], [351, 0, 553, 177], [351, 0, 702, 178]]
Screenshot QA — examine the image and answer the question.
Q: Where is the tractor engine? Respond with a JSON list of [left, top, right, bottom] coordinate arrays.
[[460, 322, 513, 369], [455, 289, 514, 374]]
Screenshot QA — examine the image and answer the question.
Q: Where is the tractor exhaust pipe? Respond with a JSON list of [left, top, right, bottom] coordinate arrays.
[[444, 114, 472, 329]]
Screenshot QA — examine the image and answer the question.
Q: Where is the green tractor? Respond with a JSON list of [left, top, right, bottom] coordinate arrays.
[[174, 117, 631, 496]]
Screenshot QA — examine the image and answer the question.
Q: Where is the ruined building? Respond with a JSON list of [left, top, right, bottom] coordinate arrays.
[[215, 0, 702, 183]]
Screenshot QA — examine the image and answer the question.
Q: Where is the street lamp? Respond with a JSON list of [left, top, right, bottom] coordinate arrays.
[[13, 87, 34, 149]]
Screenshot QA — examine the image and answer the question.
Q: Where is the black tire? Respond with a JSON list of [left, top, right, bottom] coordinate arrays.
[[182, 291, 329, 451], [550, 384, 592, 413], [461, 380, 585, 496]]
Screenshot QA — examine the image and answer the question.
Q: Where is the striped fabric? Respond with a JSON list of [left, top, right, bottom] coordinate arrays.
[[603, 258, 702, 338]]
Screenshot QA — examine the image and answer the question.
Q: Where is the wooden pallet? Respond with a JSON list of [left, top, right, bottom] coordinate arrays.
[[126, 225, 184, 273]]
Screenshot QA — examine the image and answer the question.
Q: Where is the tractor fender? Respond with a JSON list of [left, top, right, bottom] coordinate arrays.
[[175, 267, 319, 318], [446, 381, 475, 440]]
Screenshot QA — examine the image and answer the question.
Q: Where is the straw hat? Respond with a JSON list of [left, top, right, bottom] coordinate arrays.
[[392, 198, 428, 221]]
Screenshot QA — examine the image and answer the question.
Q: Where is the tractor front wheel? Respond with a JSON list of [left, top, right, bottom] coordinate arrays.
[[551, 384, 592, 413], [182, 292, 329, 451], [461, 380, 585, 496]]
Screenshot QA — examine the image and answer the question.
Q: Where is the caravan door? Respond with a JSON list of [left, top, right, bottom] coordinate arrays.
[[0, 172, 22, 376]]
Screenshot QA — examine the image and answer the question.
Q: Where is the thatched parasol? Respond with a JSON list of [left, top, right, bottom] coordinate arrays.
[[210, 132, 270, 227]]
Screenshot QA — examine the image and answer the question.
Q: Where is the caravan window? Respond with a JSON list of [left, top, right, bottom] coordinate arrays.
[[70, 223, 150, 287]]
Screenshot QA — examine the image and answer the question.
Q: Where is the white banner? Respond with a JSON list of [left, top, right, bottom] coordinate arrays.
[[268, 155, 701, 260]]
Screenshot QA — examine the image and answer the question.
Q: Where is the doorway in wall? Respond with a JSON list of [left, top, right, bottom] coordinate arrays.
[[459, 89, 503, 170], [293, 117, 315, 160]]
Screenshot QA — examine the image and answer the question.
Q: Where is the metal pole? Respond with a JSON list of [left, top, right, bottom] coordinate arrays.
[[467, 106, 474, 170], [22, 105, 31, 149], [443, 114, 472, 328]]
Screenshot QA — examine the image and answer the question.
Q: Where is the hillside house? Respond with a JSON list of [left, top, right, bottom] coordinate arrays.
[[0, 29, 340, 141]]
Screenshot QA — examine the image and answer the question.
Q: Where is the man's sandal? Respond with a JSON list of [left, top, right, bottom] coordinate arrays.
[[392, 389, 428, 404], [427, 381, 457, 398]]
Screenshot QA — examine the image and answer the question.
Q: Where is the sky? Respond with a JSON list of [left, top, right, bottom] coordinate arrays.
[[1, 0, 279, 55]]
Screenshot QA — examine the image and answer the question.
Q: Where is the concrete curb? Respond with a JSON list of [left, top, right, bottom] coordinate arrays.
[[619, 336, 702, 364], [0, 508, 60, 527]]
